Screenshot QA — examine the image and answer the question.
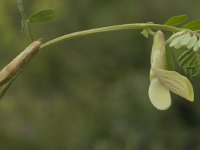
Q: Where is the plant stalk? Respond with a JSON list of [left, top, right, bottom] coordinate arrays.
[[40, 23, 182, 50]]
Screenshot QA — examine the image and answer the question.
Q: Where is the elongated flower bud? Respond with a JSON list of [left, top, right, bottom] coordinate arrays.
[[0, 41, 41, 85], [151, 30, 166, 68], [150, 30, 166, 78]]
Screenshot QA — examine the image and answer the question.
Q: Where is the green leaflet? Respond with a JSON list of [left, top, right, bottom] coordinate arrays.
[[29, 9, 56, 23], [165, 15, 188, 26], [182, 20, 200, 30]]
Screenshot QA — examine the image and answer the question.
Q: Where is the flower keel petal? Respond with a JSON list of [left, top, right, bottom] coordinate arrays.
[[149, 78, 171, 110]]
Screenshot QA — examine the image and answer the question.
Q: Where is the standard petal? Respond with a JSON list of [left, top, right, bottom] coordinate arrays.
[[148, 78, 171, 110], [151, 31, 166, 69], [153, 68, 194, 102]]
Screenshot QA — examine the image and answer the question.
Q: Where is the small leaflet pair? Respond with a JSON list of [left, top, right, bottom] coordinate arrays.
[[0, 41, 41, 99], [148, 31, 194, 110]]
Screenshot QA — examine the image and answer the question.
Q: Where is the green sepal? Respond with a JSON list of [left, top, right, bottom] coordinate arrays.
[[141, 29, 149, 38]]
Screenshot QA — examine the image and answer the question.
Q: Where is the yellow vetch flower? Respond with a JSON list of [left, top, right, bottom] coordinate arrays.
[[148, 30, 194, 110]]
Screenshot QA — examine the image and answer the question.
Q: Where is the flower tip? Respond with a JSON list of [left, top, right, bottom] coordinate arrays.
[[188, 93, 194, 102], [182, 76, 194, 102], [189, 86, 194, 102]]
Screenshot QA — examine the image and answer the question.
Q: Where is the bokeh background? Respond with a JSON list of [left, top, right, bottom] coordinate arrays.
[[0, 0, 200, 149]]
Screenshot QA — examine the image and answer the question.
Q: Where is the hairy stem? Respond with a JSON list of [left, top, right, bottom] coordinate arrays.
[[40, 23, 181, 50]]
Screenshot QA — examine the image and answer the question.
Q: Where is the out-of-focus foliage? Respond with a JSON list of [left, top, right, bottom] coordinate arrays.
[[0, 0, 200, 150]]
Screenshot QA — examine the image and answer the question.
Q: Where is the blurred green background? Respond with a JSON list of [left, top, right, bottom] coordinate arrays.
[[0, 0, 200, 150]]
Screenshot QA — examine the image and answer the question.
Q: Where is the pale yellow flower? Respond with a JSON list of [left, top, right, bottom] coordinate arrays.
[[148, 31, 194, 110]]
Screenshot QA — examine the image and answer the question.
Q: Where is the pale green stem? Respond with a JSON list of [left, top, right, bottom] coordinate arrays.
[[40, 23, 182, 50]]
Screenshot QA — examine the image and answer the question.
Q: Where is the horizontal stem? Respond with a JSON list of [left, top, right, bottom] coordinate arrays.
[[40, 23, 182, 50]]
